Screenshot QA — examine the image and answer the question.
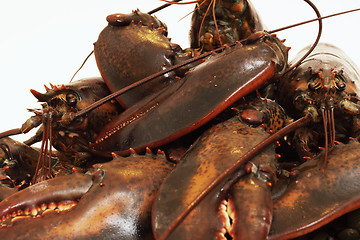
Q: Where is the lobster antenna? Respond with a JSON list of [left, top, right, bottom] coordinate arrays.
[[148, 0, 183, 15], [283, 0, 322, 73], [268, 7, 360, 34], [269, 7, 360, 73], [69, 50, 94, 83]]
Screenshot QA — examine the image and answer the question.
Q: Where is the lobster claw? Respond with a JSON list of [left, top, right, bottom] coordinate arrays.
[[152, 116, 277, 239], [0, 153, 175, 239], [91, 33, 289, 156], [152, 98, 292, 239], [269, 140, 360, 239], [94, 11, 179, 109]]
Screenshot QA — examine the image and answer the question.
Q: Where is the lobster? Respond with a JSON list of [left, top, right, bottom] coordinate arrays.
[[0, 0, 358, 239]]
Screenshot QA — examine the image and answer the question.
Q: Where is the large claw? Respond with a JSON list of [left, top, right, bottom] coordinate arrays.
[[94, 11, 177, 109], [228, 173, 273, 240], [91, 33, 288, 156], [0, 137, 42, 188], [269, 140, 360, 239], [152, 116, 277, 239], [0, 153, 174, 239]]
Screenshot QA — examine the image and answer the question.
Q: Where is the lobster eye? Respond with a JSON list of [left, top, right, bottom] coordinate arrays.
[[308, 80, 321, 92], [73, 116, 84, 125], [308, 82, 317, 91], [308, 71, 322, 92], [66, 93, 77, 107], [334, 72, 346, 91], [335, 79, 346, 91]]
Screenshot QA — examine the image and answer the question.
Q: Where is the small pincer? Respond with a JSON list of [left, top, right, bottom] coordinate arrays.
[[20, 115, 42, 134], [245, 161, 276, 189]]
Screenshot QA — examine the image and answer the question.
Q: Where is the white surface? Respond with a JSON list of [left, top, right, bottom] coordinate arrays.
[[0, 0, 359, 143]]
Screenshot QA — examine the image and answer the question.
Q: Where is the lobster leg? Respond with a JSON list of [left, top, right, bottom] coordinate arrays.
[[0, 137, 45, 186]]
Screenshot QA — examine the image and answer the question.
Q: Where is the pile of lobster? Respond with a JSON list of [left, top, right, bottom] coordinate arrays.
[[1, 0, 360, 239]]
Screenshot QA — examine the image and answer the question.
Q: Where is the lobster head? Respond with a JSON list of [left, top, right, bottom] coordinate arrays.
[[28, 77, 122, 157], [278, 43, 360, 158], [190, 0, 265, 51]]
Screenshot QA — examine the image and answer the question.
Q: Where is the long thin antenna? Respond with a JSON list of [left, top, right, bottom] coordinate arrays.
[[283, 0, 322, 73], [148, 0, 183, 15], [70, 50, 94, 82], [268, 8, 360, 34]]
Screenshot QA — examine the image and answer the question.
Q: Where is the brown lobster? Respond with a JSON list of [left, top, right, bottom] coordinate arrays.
[[0, 0, 358, 240]]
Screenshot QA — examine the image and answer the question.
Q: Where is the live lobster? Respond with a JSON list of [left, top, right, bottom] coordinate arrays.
[[0, 0, 360, 239]]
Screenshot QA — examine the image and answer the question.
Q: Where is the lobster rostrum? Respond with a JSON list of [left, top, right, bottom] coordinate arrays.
[[0, 0, 360, 239]]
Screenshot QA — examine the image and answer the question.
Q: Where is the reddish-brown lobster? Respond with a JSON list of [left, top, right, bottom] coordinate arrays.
[[1, 0, 360, 239]]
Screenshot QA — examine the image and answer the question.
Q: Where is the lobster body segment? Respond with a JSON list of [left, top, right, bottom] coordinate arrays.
[[91, 33, 289, 156]]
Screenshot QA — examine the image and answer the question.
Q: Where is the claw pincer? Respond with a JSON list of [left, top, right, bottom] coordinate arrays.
[[269, 140, 360, 239], [0, 154, 174, 239], [152, 98, 289, 239], [94, 10, 195, 109]]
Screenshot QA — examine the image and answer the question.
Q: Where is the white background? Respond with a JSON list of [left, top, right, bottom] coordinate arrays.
[[0, 0, 359, 143]]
